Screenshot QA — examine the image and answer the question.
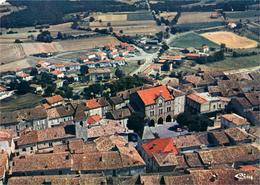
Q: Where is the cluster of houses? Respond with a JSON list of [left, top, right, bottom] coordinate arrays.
[[0, 38, 259, 184], [78, 42, 138, 68], [0, 74, 259, 184], [0, 42, 140, 98]]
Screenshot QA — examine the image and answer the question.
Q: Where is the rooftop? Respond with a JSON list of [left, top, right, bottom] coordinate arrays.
[[222, 113, 249, 126], [142, 138, 178, 157], [137, 85, 173, 106], [88, 120, 127, 138], [224, 127, 251, 142], [45, 95, 63, 105], [16, 125, 75, 146]]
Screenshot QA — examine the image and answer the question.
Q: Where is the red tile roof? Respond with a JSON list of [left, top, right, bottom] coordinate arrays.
[[51, 70, 62, 75], [0, 86, 7, 92], [45, 95, 63, 105], [87, 115, 102, 125], [142, 138, 178, 157], [86, 99, 101, 109], [17, 73, 29, 78], [137, 85, 173, 106]]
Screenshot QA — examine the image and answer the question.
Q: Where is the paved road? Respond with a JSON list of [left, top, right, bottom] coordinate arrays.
[[129, 45, 160, 76]]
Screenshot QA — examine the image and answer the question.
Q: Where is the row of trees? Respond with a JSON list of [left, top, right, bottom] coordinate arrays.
[[82, 75, 148, 99], [196, 51, 225, 64]]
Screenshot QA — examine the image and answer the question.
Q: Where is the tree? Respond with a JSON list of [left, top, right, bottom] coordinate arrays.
[[107, 22, 111, 27], [17, 81, 31, 94], [36, 30, 53, 43], [89, 17, 95, 22], [80, 65, 89, 75], [30, 68, 38, 76], [83, 83, 104, 99], [44, 84, 56, 96], [127, 112, 145, 136], [165, 27, 170, 33], [14, 39, 23, 43], [176, 112, 213, 132], [115, 68, 125, 78], [162, 42, 169, 51], [108, 26, 113, 33], [71, 21, 79, 29], [56, 31, 63, 39], [220, 43, 226, 52]]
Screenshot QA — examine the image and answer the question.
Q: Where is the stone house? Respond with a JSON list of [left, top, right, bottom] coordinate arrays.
[[88, 68, 112, 82], [186, 92, 230, 114], [221, 113, 250, 130], [46, 105, 74, 127], [0, 107, 48, 135], [130, 85, 175, 126]]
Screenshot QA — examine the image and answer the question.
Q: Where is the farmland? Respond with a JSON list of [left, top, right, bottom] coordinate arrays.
[[175, 12, 224, 31], [225, 10, 260, 22], [178, 12, 223, 24], [88, 11, 160, 35], [0, 36, 120, 66], [0, 22, 94, 43], [170, 32, 219, 48], [195, 54, 260, 71], [201, 31, 258, 49]]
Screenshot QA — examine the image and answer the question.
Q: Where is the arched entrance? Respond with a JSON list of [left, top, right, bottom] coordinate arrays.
[[158, 117, 163, 125], [166, 115, 172, 122], [149, 119, 155, 127]]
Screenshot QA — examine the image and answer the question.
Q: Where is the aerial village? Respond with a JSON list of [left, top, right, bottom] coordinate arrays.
[[0, 0, 260, 184]]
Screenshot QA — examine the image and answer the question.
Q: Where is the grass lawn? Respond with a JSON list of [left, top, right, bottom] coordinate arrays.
[[0, 93, 43, 112], [113, 61, 140, 75], [170, 32, 219, 48], [195, 54, 260, 71]]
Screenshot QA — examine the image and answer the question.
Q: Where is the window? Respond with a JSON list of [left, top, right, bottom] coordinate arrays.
[[49, 143, 53, 147], [150, 111, 155, 116], [213, 105, 216, 109], [159, 109, 163, 115], [22, 148, 26, 152], [167, 107, 171, 112], [159, 103, 163, 107], [167, 101, 171, 105], [218, 104, 221, 108], [150, 105, 154, 109]]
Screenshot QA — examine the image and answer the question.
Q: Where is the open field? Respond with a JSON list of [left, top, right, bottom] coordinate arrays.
[[88, 11, 160, 36], [170, 32, 219, 48], [0, 93, 43, 112], [0, 58, 35, 72], [178, 12, 223, 24], [0, 36, 120, 65], [0, 44, 26, 64], [0, 22, 94, 43], [195, 54, 260, 71], [112, 60, 140, 75], [175, 12, 224, 31], [201, 31, 258, 49], [160, 12, 177, 19], [226, 10, 260, 22], [121, 61, 140, 75]]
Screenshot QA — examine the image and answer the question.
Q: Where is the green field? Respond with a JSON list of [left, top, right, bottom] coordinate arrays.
[[112, 61, 140, 75], [0, 93, 43, 112], [170, 32, 219, 48], [196, 54, 260, 71]]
